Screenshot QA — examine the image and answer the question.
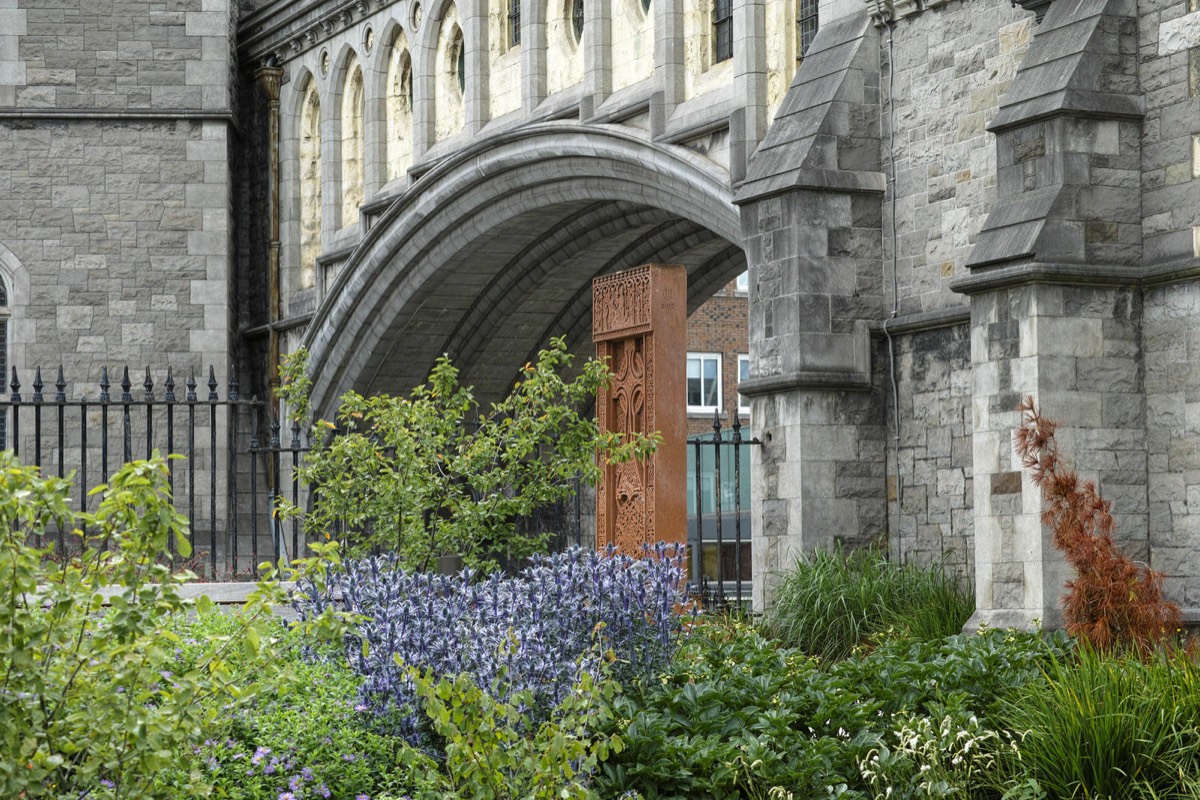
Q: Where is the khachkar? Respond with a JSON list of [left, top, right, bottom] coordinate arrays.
[[592, 264, 687, 552]]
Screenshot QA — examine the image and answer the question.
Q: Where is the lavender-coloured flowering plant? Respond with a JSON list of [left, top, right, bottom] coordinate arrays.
[[293, 544, 687, 744]]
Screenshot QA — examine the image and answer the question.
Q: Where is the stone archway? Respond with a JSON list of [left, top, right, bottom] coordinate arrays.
[[301, 123, 745, 417]]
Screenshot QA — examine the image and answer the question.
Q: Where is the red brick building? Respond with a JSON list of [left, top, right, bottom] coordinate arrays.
[[686, 274, 750, 437], [685, 273, 751, 590]]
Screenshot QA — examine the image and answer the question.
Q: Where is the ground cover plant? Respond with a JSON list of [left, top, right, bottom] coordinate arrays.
[[594, 618, 1069, 800], [762, 544, 975, 660]]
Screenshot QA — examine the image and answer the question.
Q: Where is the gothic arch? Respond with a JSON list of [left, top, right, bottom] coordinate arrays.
[[361, 17, 400, 198], [323, 42, 359, 236], [545, 0, 584, 96], [412, 0, 467, 148], [435, 12, 466, 141], [0, 241, 30, 416], [301, 124, 742, 418]]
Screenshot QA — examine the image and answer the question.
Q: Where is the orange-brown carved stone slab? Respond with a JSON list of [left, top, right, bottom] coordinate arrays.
[[594, 264, 687, 553]]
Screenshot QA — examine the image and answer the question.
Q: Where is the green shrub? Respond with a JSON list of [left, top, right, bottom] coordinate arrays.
[[0, 455, 315, 799], [278, 338, 657, 570], [763, 546, 975, 660], [832, 627, 1071, 722], [410, 659, 625, 800], [594, 618, 878, 799], [997, 646, 1200, 800]]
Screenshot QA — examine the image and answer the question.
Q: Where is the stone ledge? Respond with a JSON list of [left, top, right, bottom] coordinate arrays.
[[869, 306, 969, 336], [950, 260, 1143, 295], [0, 108, 235, 122], [738, 367, 872, 396], [733, 168, 885, 204], [988, 92, 1145, 134]]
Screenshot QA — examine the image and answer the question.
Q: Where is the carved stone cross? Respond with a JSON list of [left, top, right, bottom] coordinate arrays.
[[592, 264, 687, 554]]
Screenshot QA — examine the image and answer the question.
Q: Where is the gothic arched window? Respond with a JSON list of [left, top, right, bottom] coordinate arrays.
[[571, 0, 585, 43]]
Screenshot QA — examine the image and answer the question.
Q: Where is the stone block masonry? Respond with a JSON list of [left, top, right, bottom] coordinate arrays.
[[0, 0, 236, 549], [13, 0, 231, 112], [0, 118, 231, 376], [885, 321, 974, 582], [0, 0, 235, 381], [885, 2, 1031, 314]]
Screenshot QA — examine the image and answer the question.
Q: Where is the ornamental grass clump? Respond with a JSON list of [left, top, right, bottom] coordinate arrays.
[[763, 545, 974, 661], [293, 544, 687, 744]]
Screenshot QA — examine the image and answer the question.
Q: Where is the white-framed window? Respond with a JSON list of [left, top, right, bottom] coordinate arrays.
[[735, 271, 749, 294], [687, 353, 722, 413], [737, 354, 750, 415]]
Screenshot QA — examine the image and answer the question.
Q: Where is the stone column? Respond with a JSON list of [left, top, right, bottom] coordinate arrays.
[[733, 13, 886, 610], [955, 0, 1146, 629], [592, 264, 688, 552], [255, 64, 284, 400]]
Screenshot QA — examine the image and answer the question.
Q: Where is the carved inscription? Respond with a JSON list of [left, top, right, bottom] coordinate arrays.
[[593, 268, 652, 340]]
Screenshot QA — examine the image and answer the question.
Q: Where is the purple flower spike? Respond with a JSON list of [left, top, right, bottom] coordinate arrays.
[[294, 545, 688, 747]]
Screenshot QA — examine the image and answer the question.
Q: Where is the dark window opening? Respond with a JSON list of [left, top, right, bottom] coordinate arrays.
[[509, 0, 521, 47], [0, 280, 9, 449], [798, 0, 818, 59], [455, 35, 465, 94], [571, 0, 584, 43], [713, 0, 733, 63]]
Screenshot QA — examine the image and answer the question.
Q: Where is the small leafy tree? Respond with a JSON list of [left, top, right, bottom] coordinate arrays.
[[410, 661, 625, 800], [279, 337, 657, 570], [0, 454, 343, 799], [1014, 396, 1180, 654]]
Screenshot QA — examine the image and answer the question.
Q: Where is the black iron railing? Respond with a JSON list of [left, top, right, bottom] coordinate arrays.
[[1, 363, 754, 590], [0, 365, 262, 578], [688, 410, 761, 609]]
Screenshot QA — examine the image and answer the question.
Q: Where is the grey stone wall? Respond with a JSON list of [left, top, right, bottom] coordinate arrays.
[[885, 2, 1031, 315], [967, 283, 1145, 629], [884, 321, 973, 580], [12, 0, 232, 112], [0, 0, 236, 381], [0, 119, 231, 375], [1145, 282, 1200, 605], [1140, 0, 1200, 268], [0, 0, 238, 551]]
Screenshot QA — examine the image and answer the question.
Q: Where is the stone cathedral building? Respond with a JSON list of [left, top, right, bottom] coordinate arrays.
[[3, 0, 1200, 627]]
